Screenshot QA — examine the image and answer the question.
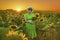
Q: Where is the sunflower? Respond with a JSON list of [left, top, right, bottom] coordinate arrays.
[[35, 13, 40, 19], [19, 32, 28, 40], [9, 25, 18, 30], [6, 30, 18, 37], [6, 30, 14, 37], [22, 18, 26, 23], [49, 23, 56, 28], [40, 17, 45, 22]]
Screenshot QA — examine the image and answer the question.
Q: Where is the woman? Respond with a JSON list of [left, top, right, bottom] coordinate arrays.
[[23, 7, 37, 40]]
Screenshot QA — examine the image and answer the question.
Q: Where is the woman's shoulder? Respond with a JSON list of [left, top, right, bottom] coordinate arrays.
[[23, 13, 28, 17]]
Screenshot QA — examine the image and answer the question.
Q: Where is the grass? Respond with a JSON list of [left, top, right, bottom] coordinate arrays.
[[0, 27, 8, 40]]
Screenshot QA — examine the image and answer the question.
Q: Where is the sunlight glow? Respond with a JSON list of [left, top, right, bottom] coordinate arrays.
[[15, 8, 21, 11]]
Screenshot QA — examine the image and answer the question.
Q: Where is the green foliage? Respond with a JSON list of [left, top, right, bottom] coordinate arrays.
[[0, 10, 60, 40]]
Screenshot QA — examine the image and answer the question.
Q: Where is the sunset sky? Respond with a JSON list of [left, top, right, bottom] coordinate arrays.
[[0, 0, 60, 11]]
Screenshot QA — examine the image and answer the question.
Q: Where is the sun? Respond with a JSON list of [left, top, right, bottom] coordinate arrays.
[[16, 8, 20, 11], [15, 8, 21, 11]]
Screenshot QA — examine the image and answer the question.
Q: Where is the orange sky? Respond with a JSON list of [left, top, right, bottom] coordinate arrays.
[[0, 0, 60, 11]]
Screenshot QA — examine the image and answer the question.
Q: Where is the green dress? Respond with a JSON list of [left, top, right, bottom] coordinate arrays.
[[24, 13, 37, 39]]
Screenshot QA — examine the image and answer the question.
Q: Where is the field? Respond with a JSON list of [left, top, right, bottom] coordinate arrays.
[[0, 10, 60, 40]]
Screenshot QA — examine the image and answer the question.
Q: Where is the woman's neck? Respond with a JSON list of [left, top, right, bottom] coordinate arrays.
[[28, 12, 32, 14]]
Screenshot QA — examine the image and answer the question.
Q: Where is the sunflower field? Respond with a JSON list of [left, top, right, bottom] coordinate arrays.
[[0, 10, 60, 40]]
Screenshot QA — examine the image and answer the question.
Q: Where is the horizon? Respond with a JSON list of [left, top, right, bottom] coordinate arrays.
[[0, 7, 60, 12]]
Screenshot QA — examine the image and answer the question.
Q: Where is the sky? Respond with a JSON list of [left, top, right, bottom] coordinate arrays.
[[0, 0, 60, 11]]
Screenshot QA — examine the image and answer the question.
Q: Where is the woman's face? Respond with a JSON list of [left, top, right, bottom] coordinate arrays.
[[27, 10, 32, 13]]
